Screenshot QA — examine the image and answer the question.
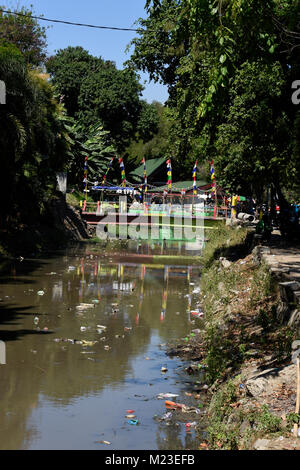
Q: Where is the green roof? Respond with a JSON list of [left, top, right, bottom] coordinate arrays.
[[149, 180, 210, 193], [129, 157, 167, 181]]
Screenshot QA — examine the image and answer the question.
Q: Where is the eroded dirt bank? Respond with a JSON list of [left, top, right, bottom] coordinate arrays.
[[167, 226, 300, 450]]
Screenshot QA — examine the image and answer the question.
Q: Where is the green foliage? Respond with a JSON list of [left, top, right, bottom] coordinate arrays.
[[77, 65, 142, 152], [46, 46, 144, 152], [215, 60, 293, 198], [129, 0, 300, 197], [207, 380, 240, 449], [203, 325, 229, 383], [136, 101, 159, 143], [201, 224, 249, 268], [46, 47, 103, 116], [126, 101, 171, 164], [0, 6, 47, 65], [208, 381, 284, 449], [0, 40, 70, 226], [63, 118, 116, 188], [249, 405, 282, 434], [286, 412, 300, 427]]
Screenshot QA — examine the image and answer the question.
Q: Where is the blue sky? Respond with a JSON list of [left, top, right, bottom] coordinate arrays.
[[17, 0, 169, 103]]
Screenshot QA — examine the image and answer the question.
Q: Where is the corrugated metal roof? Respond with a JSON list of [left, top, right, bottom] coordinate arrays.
[[129, 157, 167, 180], [149, 181, 210, 192]]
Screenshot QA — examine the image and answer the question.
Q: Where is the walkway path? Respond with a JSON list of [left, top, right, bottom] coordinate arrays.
[[257, 230, 300, 282]]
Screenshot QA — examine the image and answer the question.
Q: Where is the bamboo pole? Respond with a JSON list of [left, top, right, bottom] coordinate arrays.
[[294, 357, 300, 437]]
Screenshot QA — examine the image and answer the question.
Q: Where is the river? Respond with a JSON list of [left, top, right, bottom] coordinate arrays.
[[0, 240, 205, 450]]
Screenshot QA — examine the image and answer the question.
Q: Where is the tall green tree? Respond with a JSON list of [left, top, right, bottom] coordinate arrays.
[[77, 63, 143, 152], [46, 47, 144, 152], [0, 41, 69, 226], [46, 47, 102, 117], [126, 101, 171, 165], [0, 6, 47, 65], [129, 0, 300, 199]]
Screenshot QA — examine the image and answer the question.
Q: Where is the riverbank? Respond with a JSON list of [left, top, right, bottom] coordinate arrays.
[[167, 225, 300, 450], [0, 193, 90, 259]]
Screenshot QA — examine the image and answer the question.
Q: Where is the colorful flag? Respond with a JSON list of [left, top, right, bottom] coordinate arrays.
[[166, 159, 172, 190], [210, 160, 217, 198], [192, 160, 198, 195], [141, 157, 147, 193], [102, 156, 115, 185], [83, 156, 88, 199], [119, 157, 126, 187]]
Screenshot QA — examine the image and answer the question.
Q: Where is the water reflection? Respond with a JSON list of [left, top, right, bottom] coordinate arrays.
[[0, 241, 202, 450]]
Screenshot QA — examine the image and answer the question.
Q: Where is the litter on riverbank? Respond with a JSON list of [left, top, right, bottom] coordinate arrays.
[[166, 227, 300, 450]]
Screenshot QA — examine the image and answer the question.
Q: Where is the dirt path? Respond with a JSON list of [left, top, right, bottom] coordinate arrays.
[[261, 230, 300, 281]]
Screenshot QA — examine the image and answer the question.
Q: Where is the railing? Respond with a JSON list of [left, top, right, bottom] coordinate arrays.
[[80, 200, 232, 219]]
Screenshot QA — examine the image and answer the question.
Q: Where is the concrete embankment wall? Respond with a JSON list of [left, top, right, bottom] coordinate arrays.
[[253, 246, 300, 339]]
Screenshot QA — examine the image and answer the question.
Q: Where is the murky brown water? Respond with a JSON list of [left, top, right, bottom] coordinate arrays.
[[0, 240, 204, 450]]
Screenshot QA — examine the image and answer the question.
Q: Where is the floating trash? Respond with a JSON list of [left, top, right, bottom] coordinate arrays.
[[161, 367, 168, 373], [37, 291, 45, 296], [186, 422, 197, 429], [33, 316, 39, 325], [76, 303, 95, 310], [165, 401, 184, 410], [128, 419, 139, 426], [157, 393, 179, 399], [191, 310, 204, 318], [81, 340, 97, 347]]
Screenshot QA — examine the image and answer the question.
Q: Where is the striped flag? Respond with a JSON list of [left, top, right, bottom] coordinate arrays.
[[192, 160, 198, 195], [141, 157, 147, 193], [119, 157, 126, 187], [83, 156, 88, 199], [210, 160, 217, 198], [102, 156, 115, 185], [166, 159, 172, 190]]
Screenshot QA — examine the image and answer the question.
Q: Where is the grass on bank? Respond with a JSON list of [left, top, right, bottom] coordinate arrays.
[[201, 224, 252, 268], [66, 189, 94, 209], [206, 377, 291, 450]]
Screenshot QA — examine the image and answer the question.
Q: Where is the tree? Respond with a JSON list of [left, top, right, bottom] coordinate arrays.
[[47, 47, 144, 152], [126, 0, 187, 103], [0, 6, 47, 65], [0, 40, 70, 226], [215, 60, 293, 200], [63, 118, 116, 188], [77, 63, 143, 152], [46, 47, 102, 117], [128, 0, 300, 199], [136, 101, 159, 143], [126, 101, 171, 165]]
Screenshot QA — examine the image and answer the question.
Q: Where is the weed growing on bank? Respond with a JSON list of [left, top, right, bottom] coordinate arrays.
[[206, 378, 287, 450]]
